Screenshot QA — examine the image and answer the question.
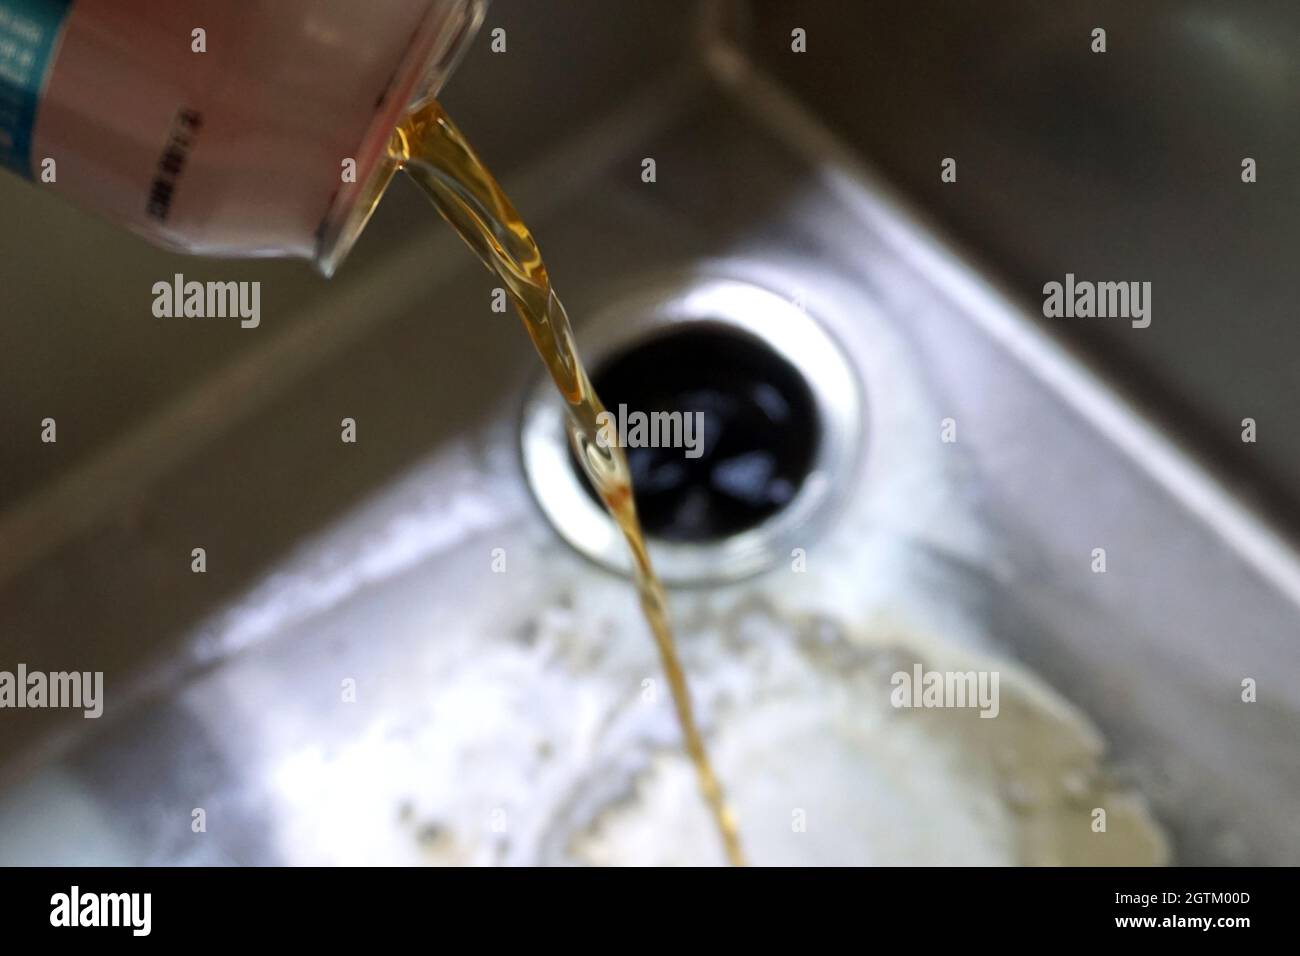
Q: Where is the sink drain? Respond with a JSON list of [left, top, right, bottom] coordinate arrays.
[[520, 276, 862, 584], [580, 325, 820, 543]]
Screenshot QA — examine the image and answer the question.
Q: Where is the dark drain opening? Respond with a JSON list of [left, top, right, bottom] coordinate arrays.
[[571, 324, 821, 543]]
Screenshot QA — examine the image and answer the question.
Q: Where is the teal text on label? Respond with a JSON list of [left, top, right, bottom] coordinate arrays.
[[0, 0, 73, 177]]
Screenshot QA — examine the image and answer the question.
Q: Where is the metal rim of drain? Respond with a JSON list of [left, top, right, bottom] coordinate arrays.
[[520, 275, 863, 585]]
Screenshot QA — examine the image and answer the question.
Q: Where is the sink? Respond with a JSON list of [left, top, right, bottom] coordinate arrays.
[[0, 0, 1295, 865]]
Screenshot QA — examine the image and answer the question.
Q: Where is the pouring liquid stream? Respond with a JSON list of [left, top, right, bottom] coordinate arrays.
[[389, 100, 746, 866]]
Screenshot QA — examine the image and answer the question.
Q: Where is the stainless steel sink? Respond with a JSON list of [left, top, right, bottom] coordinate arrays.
[[0, 0, 1295, 865]]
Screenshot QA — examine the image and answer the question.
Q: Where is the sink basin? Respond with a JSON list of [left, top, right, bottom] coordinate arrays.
[[0, 0, 1295, 865]]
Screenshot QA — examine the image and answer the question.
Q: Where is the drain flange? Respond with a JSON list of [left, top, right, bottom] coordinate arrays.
[[520, 276, 862, 584]]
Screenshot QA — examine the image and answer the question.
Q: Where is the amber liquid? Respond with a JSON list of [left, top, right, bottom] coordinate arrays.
[[389, 101, 745, 866]]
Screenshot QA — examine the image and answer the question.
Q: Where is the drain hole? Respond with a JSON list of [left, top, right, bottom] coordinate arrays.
[[571, 324, 821, 543]]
